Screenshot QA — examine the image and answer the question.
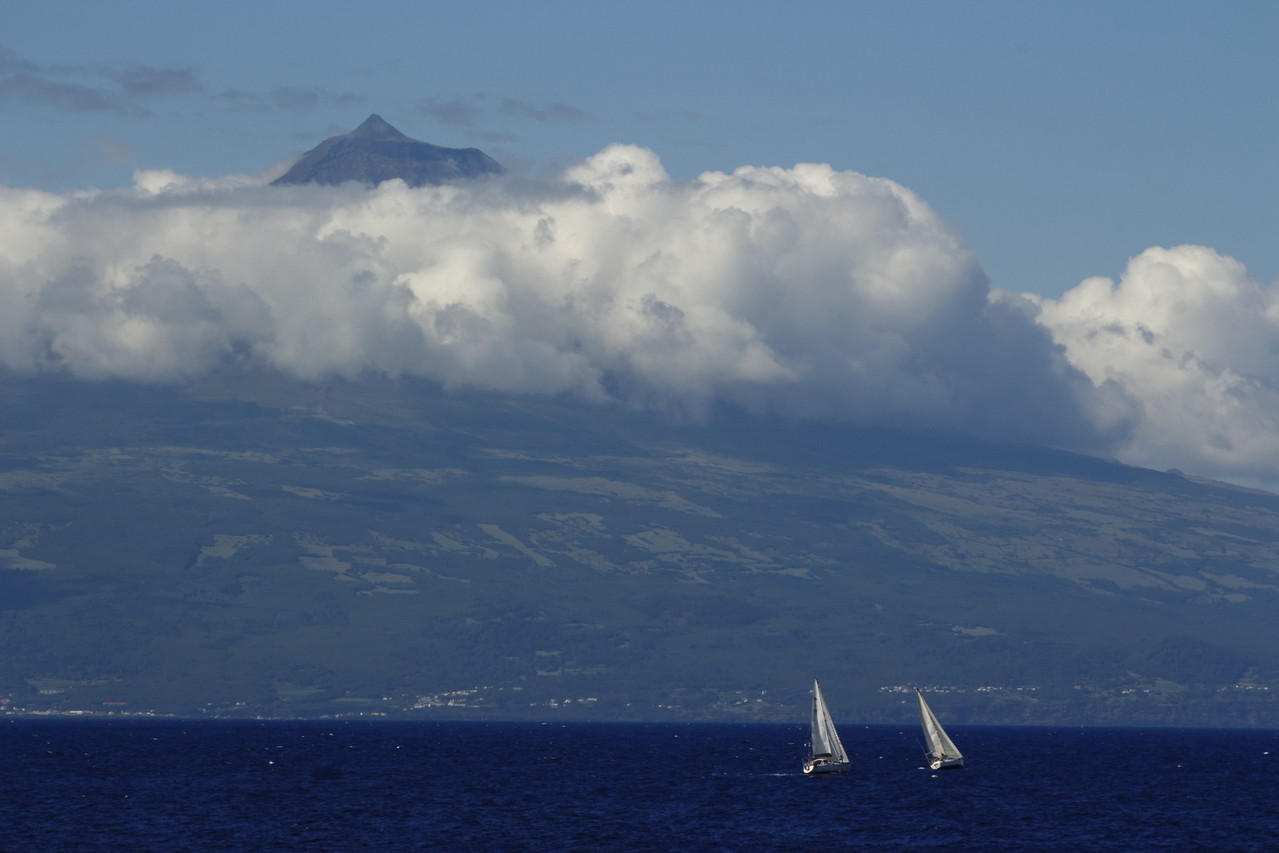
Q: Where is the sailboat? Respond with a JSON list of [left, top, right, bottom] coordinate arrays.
[[803, 679, 851, 774], [916, 688, 965, 770]]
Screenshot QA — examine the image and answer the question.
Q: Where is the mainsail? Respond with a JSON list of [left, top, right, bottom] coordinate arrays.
[[810, 679, 849, 764], [916, 689, 962, 761]]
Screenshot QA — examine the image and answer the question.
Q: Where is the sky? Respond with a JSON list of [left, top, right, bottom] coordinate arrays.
[[3, 0, 1279, 490]]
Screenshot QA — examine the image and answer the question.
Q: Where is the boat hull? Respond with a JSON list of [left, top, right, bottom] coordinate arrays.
[[929, 757, 965, 770], [804, 759, 851, 775]]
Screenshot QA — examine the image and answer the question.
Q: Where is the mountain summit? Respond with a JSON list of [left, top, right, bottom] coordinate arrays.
[[271, 114, 503, 187]]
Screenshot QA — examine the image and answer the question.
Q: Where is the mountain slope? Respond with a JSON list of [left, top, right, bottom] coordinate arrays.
[[271, 114, 503, 187], [2, 369, 1277, 725]]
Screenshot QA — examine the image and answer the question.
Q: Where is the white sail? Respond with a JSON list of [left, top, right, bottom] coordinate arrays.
[[916, 689, 962, 762], [810, 679, 849, 765]]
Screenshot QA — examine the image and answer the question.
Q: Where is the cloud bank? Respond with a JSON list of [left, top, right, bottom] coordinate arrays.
[[0, 145, 1273, 489], [1028, 247, 1279, 490]]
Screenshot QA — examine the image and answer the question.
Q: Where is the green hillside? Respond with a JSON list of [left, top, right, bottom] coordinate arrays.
[[3, 369, 1278, 725]]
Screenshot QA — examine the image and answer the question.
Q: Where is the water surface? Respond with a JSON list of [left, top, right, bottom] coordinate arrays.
[[2, 720, 1275, 851]]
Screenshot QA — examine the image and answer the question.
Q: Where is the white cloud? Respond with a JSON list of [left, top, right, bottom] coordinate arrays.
[[1029, 246, 1279, 490], [11, 145, 1278, 489]]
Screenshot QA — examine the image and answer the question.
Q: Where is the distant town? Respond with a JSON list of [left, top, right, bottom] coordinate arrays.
[[5, 679, 1268, 722]]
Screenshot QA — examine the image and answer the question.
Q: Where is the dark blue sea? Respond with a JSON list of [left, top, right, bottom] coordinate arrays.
[[3, 720, 1277, 852]]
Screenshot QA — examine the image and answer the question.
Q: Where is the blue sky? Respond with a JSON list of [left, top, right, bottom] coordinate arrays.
[[4, 0, 1274, 298]]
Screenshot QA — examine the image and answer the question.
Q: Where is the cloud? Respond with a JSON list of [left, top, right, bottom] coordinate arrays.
[[416, 96, 483, 127], [0, 72, 133, 114], [0, 43, 370, 121], [417, 94, 590, 128], [0, 45, 36, 74], [497, 98, 588, 122], [0, 44, 363, 122], [103, 64, 203, 98], [1029, 246, 1279, 490], [0, 146, 1105, 445], [84, 135, 134, 166], [0, 45, 201, 114], [216, 87, 364, 113], [4, 144, 1275, 489]]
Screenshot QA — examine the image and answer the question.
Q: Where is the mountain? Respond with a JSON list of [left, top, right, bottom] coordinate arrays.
[[271, 115, 503, 187], [2, 369, 1279, 726]]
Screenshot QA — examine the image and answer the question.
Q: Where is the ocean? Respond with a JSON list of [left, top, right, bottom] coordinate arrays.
[[2, 719, 1276, 851]]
